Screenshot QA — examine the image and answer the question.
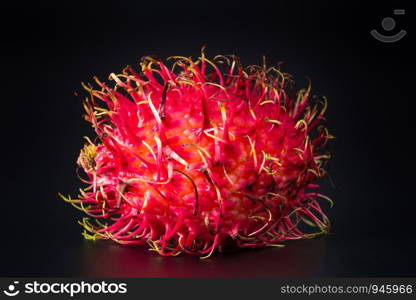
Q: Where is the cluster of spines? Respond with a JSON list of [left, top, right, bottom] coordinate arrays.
[[60, 51, 334, 258]]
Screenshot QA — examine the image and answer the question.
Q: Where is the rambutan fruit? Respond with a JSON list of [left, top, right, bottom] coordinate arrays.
[[60, 51, 334, 258]]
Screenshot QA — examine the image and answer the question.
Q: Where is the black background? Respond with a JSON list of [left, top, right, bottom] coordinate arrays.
[[1, 1, 414, 277]]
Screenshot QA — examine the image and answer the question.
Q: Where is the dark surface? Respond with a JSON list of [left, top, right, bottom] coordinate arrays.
[[1, 1, 414, 277], [2, 235, 415, 277]]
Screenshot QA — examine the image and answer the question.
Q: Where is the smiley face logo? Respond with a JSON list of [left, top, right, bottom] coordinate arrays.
[[3, 281, 20, 297], [371, 9, 407, 43]]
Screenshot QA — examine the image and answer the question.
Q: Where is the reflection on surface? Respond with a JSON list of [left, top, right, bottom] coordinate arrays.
[[80, 238, 328, 277], [4, 234, 414, 277]]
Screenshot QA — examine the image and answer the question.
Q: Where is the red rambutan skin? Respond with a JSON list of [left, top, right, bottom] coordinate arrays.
[[60, 52, 334, 258]]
